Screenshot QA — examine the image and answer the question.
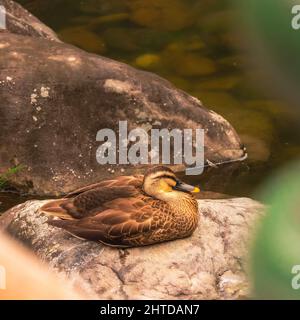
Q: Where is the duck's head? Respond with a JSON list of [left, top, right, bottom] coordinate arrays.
[[142, 166, 200, 202]]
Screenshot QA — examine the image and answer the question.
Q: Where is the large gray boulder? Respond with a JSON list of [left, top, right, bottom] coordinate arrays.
[[0, 0, 59, 40], [0, 198, 264, 299], [0, 1, 245, 195]]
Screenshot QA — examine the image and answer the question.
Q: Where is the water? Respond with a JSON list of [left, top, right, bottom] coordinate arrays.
[[1, 0, 300, 211], [0, 191, 50, 213]]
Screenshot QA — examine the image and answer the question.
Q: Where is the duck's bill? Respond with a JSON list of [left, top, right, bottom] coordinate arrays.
[[174, 182, 200, 193]]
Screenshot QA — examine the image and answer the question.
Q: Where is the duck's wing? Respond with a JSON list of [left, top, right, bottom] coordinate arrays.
[[66, 175, 143, 197], [48, 198, 169, 247], [40, 175, 143, 220]]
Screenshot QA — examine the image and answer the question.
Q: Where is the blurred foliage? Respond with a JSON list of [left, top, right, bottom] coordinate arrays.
[[232, 0, 300, 299], [234, 0, 300, 106], [252, 161, 300, 299], [0, 165, 23, 190]]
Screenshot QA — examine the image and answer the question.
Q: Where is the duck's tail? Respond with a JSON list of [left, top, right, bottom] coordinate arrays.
[[39, 199, 75, 220]]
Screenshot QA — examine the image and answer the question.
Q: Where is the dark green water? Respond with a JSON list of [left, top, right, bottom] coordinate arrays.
[[1, 0, 300, 212]]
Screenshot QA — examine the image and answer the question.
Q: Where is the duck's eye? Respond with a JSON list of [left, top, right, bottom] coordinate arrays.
[[173, 180, 179, 188], [166, 178, 177, 187], [173, 180, 181, 189]]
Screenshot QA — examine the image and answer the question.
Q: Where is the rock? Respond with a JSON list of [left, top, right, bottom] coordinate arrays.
[[0, 32, 245, 195], [0, 198, 265, 299], [0, 0, 59, 41], [0, 1, 244, 195]]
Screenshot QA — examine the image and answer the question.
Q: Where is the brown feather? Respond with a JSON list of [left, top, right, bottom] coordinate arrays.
[[42, 169, 199, 247]]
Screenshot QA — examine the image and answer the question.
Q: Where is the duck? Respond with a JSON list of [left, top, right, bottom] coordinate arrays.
[[40, 166, 200, 248]]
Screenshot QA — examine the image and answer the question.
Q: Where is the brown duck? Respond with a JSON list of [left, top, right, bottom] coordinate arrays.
[[41, 166, 200, 248]]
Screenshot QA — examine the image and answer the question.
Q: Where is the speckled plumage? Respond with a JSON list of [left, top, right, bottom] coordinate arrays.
[[41, 168, 199, 247]]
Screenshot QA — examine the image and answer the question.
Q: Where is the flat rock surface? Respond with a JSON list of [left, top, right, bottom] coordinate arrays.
[[0, 198, 265, 299]]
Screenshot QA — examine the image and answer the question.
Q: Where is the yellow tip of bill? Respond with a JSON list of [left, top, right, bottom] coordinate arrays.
[[193, 187, 200, 193]]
